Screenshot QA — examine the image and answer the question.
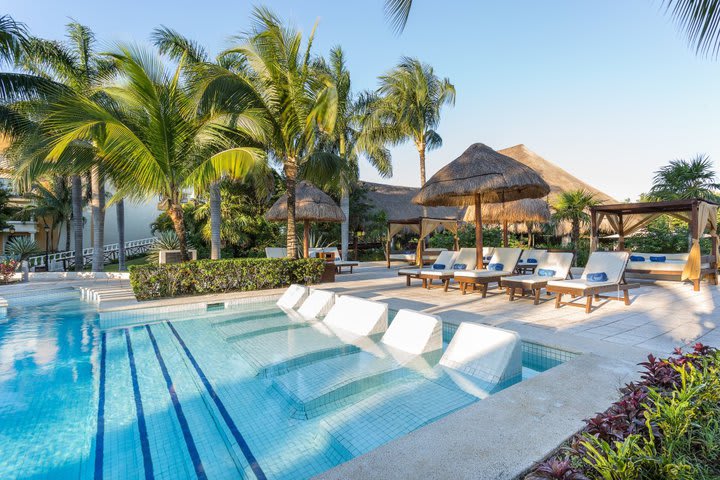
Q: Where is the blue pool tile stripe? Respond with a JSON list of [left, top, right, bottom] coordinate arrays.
[[166, 322, 267, 480], [94, 332, 107, 480], [145, 325, 208, 480], [124, 329, 154, 480]]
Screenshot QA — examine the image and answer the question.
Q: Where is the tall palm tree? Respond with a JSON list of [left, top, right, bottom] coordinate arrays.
[[44, 45, 264, 261], [650, 155, 720, 201], [20, 179, 73, 251], [201, 7, 340, 259], [317, 47, 393, 260], [369, 57, 455, 186], [1, 22, 114, 271], [552, 190, 600, 265]]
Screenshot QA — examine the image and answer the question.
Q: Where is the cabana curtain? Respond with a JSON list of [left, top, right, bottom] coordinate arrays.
[[414, 218, 460, 265], [682, 202, 718, 281]]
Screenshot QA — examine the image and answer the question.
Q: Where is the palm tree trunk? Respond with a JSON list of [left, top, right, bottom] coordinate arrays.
[[572, 220, 580, 267], [65, 214, 71, 252], [340, 187, 350, 261], [90, 164, 105, 272], [418, 142, 427, 186], [284, 158, 298, 259], [117, 198, 126, 271], [209, 181, 222, 260], [71, 175, 84, 271], [168, 203, 189, 261]]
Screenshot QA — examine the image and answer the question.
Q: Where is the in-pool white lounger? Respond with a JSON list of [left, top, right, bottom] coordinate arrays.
[[276, 284, 309, 310]]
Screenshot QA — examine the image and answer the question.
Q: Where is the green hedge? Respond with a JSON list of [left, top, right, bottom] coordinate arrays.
[[129, 258, 325, 300]]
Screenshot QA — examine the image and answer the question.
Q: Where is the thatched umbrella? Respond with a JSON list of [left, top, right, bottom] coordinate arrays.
[[463, 198, 551, 246], [413, 143, 550, 267], [265, 181, 345, 258]]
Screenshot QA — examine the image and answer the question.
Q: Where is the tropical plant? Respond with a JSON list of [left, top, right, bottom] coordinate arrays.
[[5, 236, 39, 261], [43, 44, 264, 261], [0, 258, 19, 283], [649, 155, 720, 201], [19, 179, 73, 251], [552, 190, 600, 265], [0, 185, 11, 230], [0, 15, 28, 66], [316, 47, 392, 260], [200, 7, 342, 259], [146, 230, 194, 265], [367, 57, 455, 186]]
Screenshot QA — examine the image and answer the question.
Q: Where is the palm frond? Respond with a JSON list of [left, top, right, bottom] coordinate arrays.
[[384, 0, 414, 34]]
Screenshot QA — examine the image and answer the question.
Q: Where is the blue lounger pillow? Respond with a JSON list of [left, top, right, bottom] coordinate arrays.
[[526, 258, 538, 264], [487, 263, 504, 271], [537, 268, 556, 277], [629, 255, 645, 262], [587, 272, 608, 282], [483, 256, 492, 261], [649, 256, 666, 262], [432, 264, 446, 270], [452, 263, 467, 270]]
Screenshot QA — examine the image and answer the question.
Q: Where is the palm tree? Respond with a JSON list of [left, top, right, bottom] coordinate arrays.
[[44, 45, 264, 261], [369, 57, 455, 186], [552, 190, 600, 265], [1, 22, 114, 271], [0, 15, 28, 66], [20, 179, 73, 251], [650, 155, 720, 201], [200, 7, 341, 259], [317, 47, 392, 260]]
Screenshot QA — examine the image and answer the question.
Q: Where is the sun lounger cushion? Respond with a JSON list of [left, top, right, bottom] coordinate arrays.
[[432, 264, 446, 270], [630, 255, 645, 262], [547, 278, 617, 290], [454, 269, 512, 278], [650, 256, 666, 262], [580, 251, 629, 285], [487, 263, 504, 271], [525, 258, 538, 264], [453, 264, 466, 270], [297, 290, 335, 319], [382, 309, 442, 354], [276, 284, 308, 309], [537, 268, 556, 277], [323, 295, 388, 336], [504, 273, 562, 284]]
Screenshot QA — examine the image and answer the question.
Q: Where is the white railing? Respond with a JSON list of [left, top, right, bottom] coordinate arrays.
[[27, 237, 158, 270]]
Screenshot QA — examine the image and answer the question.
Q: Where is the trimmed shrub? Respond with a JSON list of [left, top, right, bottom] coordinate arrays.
[[526, 344, 720, 480], [129, 257, 325, 300]]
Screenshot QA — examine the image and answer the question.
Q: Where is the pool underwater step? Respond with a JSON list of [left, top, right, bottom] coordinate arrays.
[[257, 344, 363, 378], [226, 322, 313, 343], [209, 308, 285, 327]]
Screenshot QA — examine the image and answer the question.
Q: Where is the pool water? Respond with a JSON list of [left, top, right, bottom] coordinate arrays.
[[0, 290, 573, 480]]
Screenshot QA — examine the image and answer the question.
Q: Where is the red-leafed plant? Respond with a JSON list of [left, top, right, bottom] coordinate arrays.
[[0, 259, 18, 284]]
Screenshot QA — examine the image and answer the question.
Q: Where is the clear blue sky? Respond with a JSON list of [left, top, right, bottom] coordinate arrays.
[[6, 0, 720, 201]]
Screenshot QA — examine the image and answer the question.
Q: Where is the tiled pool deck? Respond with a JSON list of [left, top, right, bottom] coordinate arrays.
[[2, 262, 717, 479]]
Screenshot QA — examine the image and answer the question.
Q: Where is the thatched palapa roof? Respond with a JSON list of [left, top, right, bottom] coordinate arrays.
[[265, 181, 345, 222], [412, 143, 550, 207], [464, 198, 551, 223], [358, 181, 464, 222]]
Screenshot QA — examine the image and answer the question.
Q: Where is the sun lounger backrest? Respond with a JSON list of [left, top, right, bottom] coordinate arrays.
[[581, 251, 629, 284], [488, 248, 522, 271], [382, 309, 442, 354], [440, 322, 522, 386], [520, 249, 546, 262], [323, 295, 388, 335], [482, 247, 495, 259], [539, 252, 574, 278], [265, 247, 287, 258], [297, 289, 335, 318], [433, 250, 457, 268], [452, 248, 477, 269], [276, 284, 308, 309]]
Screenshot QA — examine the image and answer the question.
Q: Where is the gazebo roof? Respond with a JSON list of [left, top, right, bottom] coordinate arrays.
[[265, 181, 345, 222], [591, 198, 719, 216]]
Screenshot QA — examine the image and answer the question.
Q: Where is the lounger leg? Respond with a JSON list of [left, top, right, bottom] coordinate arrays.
[[406, 276, 411, 287], [460, 282, 466, 295], [350, 266, 353, 274], [693, 279, 700, 292], [555, 293, 562, 308], [509, 287, 515, 301], [443, 279, 450, 292], [623, 288, 630, 306], [534, 289, 541, 305], [481, 283, 488, 298], [585, 295, 592, 314]]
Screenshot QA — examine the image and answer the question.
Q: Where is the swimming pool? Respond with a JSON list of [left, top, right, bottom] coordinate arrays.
[[0, 290, 574, 479]]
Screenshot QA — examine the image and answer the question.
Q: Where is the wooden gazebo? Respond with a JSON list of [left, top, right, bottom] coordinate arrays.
[[589, 199, 719, 290]]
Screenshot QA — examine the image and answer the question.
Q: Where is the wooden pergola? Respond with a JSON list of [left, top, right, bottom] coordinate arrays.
[[589, 198, 719, 290], [386, 217, 460, 267]]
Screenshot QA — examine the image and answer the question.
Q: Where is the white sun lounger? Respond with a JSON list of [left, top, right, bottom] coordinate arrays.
[[382, 309, 442, 355], [546, 251, 638, 313], [322, 247, 359, 274], [323, 295, 388, 336], [453, 248, 523, 296], [417, 248, 477, 291], [296, 289, 335, 319], [398, 250, 458, 286], [265, 247, 287, 258], [276, 284, 309, 310], [501, 252, 574, 304], [440, 322, 522, 387]]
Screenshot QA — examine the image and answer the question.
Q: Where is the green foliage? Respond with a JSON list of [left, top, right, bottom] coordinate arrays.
[[649, 155, 720, 202], [0, 186, 11, 230], [625, 216, 696, 254], [129, 257, 325, 300], [146, 230, 195, 265], [5, 236, 39, 260], [0, 258, 19, 283], [428, 224, 503, 249]]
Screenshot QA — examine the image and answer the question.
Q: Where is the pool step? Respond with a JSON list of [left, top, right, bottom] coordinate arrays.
[[272, 351, 416, 419], [79, 285, 136, 305]]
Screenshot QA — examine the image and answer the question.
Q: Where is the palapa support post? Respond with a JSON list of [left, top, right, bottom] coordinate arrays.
[[303, 220, 310, 259], [502, 220, 509, 247], [386, 225, 391, 269], [617, 215, 625, 251], [475, 193, 483, 269], [416, 221, 424, 267]]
